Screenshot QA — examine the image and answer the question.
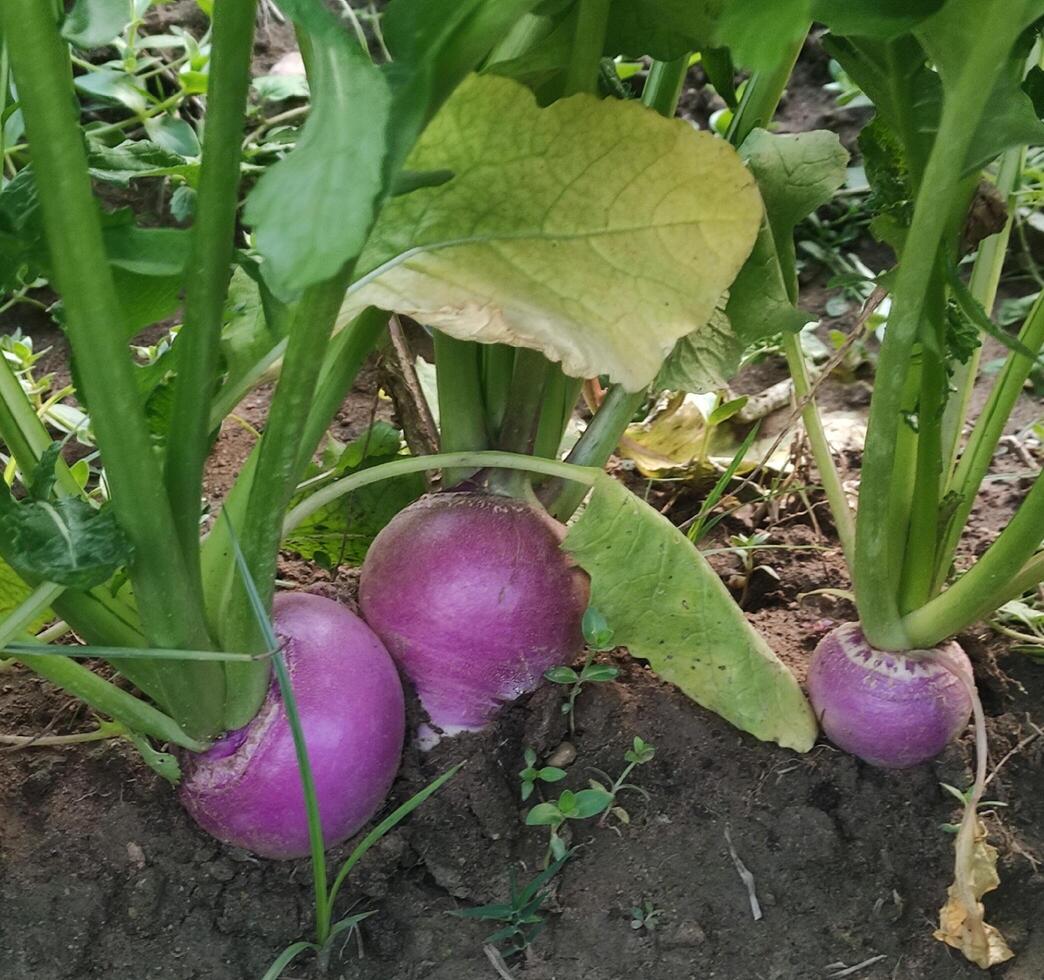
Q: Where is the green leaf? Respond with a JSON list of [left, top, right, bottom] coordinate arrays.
[[581, 606, 614, 649], [347, 73, 762, 391], [0, 496, 132, 590], [580, 664, 619, 682], [525, 802, 564, 826], [87, 139, 198, 187], [714, 0, 808, 72], [62, 0, 137, 49], [244, 9, 391, 294], [143, 114, 201, 158], [656, 296, 744, 393], [282, 423, 425, 567], [218, 266, 289, 397], [544, 665, 579, 684], [742, 128, 849, 251], [74, 70, 148, 114], [570, 787, 613, 819], [604, 0, 723, 61], [0, 558, 50, 631], [563, 473, 817, 751], [726, 129, 848, 343], [812, 0, 945, 37], [252, 74, 310, 102], [538, 767, 568, 782]]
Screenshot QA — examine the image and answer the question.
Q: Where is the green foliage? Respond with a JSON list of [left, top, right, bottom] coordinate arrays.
[[564, 473, 817, 751], [348, 72, 762, 391], [727, 128, 848, 341], [283, 422, 425, 568], [244, 2, 391, 295], [451, 854, 569, 958], [519, 747, 568, 802]]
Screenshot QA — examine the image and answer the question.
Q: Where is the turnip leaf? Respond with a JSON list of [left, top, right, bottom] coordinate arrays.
[[564, 473, 817, 751], [346, 73, 762, 391]]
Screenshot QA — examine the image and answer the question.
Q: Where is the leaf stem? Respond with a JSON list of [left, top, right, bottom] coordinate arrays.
[[562, 0, 610, 97], [221, 271, 352, 726], [725, 30, 806, 147], [854, 24, 1022, 650], [432, 331, 490, 487], [902, 469, 1044, 647], [3, 0, 221, 734], [164, 0, 258, 596]]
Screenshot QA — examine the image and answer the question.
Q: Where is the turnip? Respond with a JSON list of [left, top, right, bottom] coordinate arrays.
[[807, 622, 973, 769], [179, 593, 405, 859], [359, 492, 589, 734]]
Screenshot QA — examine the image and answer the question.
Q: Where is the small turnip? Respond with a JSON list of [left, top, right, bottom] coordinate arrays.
[[359, 492, 589, 734], [807, 622, 973, 768], [179, 593, 405, 859]]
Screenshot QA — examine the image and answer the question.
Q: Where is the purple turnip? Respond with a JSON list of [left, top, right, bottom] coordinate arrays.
[[359, 492, 589, 734], [807, 622, 973, 768], [179, 593, 405, 859]]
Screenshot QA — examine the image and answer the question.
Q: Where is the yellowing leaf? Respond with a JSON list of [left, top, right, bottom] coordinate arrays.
[[345, 73, 762, 391], [564, 473, 817, 751], [0, 556, 50, 632], [934, 818, 1015, 969]]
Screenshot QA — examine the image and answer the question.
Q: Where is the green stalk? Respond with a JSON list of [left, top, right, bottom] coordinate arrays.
[[780, 334, 856, 566], [285, 451, 601, 536], [481, 344, 516, 440], [0, 355, 83, 498], [201, 309, 386, 641], [932, 291, 1044, 592], [164, 0, 258, 593], [940, 146, 1024, 478], [7, 642, 206, 751], [497, 348, 553, 455], [902, 470, 1044, 647], [432, 331, 490, 487], [2, 0, 221, 734], [854, 22, 1026, 650], [561, 0, 610, 98], [642, 55, 688, 116], [725, 30, 807, 147], [533, 374, 582, 460], [898, 269, 948, 611], [221, 272, 352, 727], [0, 582, 64, 647]]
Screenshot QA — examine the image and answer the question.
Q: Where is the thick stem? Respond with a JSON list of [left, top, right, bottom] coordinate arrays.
[[725, 31, 807, 147], [899, 268, 948, 612], [7, 643, 206, 751], [200, 309, 385, 642], [432, 331, 490, 487], [641, 55, 688, 116], [940, 147, 1024, 479], [932, 290, 1044, 593], [497, 348, 553, 456], [164, 0, 258, 594], [902, 468, 1044, 647], [221, 271, 351, 727], [480, 344, 516, 440], [533, 374, 582, 460], [854, 23, 1023, 650], [561, 0, 610, 98], [3, 0, 221, 734], [781, 333, 856, 566]]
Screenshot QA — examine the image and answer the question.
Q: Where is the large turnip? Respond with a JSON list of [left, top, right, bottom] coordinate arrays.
[[359, 492, 589, 734], [180, 593, 405, 859]]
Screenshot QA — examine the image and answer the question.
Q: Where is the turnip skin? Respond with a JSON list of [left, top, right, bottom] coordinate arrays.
[[179, 593, 405, 860], [359, 492, 589, 734], [807, 622, 973, 768]]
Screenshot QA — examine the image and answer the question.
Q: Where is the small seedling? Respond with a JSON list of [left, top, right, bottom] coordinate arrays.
[[630, 898, 663, 932], [519, 747, 568, 802], [588, 736, 656, 828], [451, 855, 569, 959], [939, 782, 1009, 833], [725, 532, 780, 608], [545, 607, 619, 733], [526, 787, 615, 862]]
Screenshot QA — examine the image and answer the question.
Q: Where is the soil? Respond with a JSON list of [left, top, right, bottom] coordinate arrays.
[[3, 16, 1044, 980]]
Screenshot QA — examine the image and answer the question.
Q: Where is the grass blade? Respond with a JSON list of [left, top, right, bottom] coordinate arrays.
[[260, 940, 319, 980]]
